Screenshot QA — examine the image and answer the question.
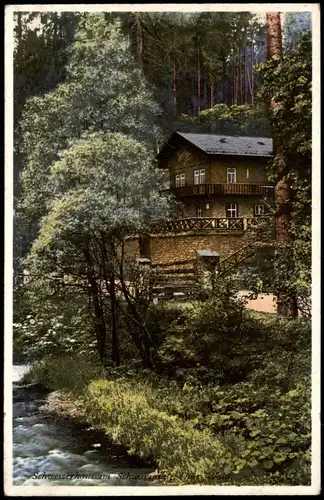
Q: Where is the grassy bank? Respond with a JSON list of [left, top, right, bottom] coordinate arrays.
[[20, 281, 311, 486], [23, 336, 311, 486]]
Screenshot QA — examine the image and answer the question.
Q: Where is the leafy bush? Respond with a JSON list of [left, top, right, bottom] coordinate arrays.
[[156, 279, 311, 385], [13, 287, 96, 363], [81, 378, 232, 484], [145, 302, 187, 347], [18, 276, 311, 486], [21, 354, 105, 393], [22, 332, 310, 486], [191, 367, 311, 483], [81, 364, 310, 485]]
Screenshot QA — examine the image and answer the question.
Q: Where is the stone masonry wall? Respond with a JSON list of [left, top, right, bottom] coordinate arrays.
[[125, 231, 254, 265]]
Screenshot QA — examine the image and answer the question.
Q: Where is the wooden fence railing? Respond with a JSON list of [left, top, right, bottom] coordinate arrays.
[[170, 183, 274, 197], [150, 216, 270, 234], [217, 240, 259, 277]]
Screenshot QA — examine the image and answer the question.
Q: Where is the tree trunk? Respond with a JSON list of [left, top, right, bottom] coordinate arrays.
[[251, 39, 254, 105], [266, 12, 298, 318], [203, 73, 207, 110], [239, 49, 243, 105], [197, 49, 201, 115], [116, 240, 155, 369], [135, 12, 143, 70], [244, 46, 248, 103], [109, 274, 120, 366], [210, 73, 214, 108], [232, 60, 235, 105], [83, 245, 107, 363], [222, 56, 226, 104], [16, 12, 23, 43], [235, 50, 239, 104], [173, 60, 177, 114]]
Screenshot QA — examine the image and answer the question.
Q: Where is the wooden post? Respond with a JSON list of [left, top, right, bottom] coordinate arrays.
[[196, 250, 220, 291], [139, 233, 151, 260], [136, 257, 152, 302]]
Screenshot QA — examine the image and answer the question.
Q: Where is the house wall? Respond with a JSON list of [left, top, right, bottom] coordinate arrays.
[[169, 147, 207, 187], [167, 146, 269, 187], [209, 158, 269, 184], [180, 196, 265, 218]]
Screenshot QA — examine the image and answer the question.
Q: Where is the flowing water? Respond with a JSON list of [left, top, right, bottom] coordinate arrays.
[[12, 365, 156, 487]]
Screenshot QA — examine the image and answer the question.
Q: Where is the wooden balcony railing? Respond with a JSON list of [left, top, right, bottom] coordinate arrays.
[[150, 216, 270, 235], [169, 183, 274, 197]]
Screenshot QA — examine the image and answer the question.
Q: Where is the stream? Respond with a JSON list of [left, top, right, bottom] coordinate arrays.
[[12, 365, 156, 487]]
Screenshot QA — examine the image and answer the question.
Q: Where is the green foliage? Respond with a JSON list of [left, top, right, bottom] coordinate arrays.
[[18, 14, 164, 238], [115, 11, 266, 124], [81, 378, 230, 484], [283, 12, 312, 55], [28, 332, 310, 485], [21, 354, 105, 394], [196, 365, 310, 483], [177, 104, 271, 136], [136, 279, 310, 387], [16, 14, 172, 366], [144, 302, 187, 347], [240, 31, 312, 312], [13, 291, 95, 363], [156, 279, 282, 383]]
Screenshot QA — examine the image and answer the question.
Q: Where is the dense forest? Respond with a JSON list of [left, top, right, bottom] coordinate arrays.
[[13, 10, 313, 487], [13, 11, 312, 186]]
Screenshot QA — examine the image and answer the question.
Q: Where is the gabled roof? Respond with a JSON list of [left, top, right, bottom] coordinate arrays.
[[176, 132, 273, 157]]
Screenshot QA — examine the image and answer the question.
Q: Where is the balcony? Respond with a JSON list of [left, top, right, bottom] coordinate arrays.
[[150, 216, 270, 235], [169, 183, 274, 197]]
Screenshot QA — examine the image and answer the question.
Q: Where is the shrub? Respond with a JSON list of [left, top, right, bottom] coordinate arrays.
[[157, 278, 311, 385], [194, 370, 311, 483], [13, 289, 96, 363], [80, 366, 310, 485], [21, 344, 310, 485], [145, 302, 187, 347], [21, 354, 105, 393], [81, 378, 232, 484]]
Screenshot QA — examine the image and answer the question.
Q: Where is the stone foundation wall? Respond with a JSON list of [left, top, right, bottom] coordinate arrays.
[[125, 231, 254, 265]]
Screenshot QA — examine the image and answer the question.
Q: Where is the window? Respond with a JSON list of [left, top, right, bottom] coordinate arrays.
[[227, 167, 236, 184], [176, 173, 185, 187], [246, 168, 250, 179], [194, 169, 205, 185], [254, 204, 264, 216], [197, 206, 203, 218], [226, 203, 238, 218]]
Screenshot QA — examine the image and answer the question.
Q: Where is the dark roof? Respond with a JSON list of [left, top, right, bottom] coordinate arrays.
[[175, 132, 273, 157]]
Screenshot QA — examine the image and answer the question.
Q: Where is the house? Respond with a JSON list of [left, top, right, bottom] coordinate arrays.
[[157, 132, 274, 224]]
